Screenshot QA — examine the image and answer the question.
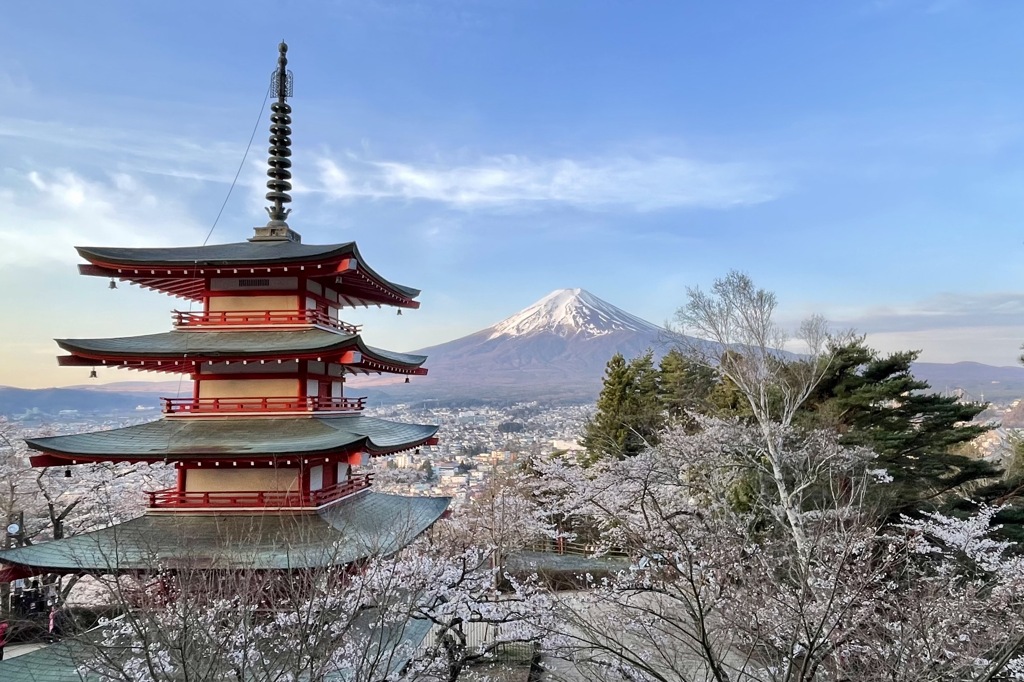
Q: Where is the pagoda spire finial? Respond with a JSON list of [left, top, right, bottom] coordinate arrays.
[[251, 40, 302, 243]]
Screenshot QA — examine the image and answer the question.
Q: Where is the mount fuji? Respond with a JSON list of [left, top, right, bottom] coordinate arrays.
[[485, 288, 663, 341], [356, 289, 671, 402]]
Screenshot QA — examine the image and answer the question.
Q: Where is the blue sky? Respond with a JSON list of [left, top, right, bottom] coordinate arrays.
[[2, 1, 1024, 388]]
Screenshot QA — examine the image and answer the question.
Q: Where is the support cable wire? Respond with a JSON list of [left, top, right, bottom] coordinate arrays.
[[202, 85, 272, 247], [173, 85, 272, 402]]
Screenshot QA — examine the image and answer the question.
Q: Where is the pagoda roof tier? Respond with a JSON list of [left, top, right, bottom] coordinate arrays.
[[0, 491, 450, 581], [25, 415, 438, 465], [56, 329, 427, 375], [76, 241, 421, 308]]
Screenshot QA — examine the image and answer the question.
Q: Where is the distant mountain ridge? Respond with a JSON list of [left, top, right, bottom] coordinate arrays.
[[911, 361, 1024, 402], [0, 386, 163, 418], [351, 288, 1024, 404], [5, 290, 1024, 415]]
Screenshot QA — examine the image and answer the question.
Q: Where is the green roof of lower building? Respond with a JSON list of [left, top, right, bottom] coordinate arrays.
[[0, 491, 450, 576], [0, 639, 85, 682], [25, 414, 438, 462]]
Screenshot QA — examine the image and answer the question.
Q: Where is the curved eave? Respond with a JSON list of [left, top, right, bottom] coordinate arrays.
[[0, 492, 451, 579], [76, 242, 359, 268], [24, 416, 440, 465], [55, 331, 428, 375], [77, 242, 421, 308]]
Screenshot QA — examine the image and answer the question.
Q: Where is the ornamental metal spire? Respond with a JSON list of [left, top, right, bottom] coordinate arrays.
[[251, 41, 302, 243]]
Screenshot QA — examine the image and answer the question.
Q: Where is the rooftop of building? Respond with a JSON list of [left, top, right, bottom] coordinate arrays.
[[26, 414, 439, 464], [0, 491, 450, 580]]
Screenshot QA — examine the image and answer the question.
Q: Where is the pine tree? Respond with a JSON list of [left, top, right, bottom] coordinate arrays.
[[656, 337, 994, 517], [658, 348, 718, 423], [580, 351, 663, 464], [797, 339, 995, 515], [658, 348, 754, 424]]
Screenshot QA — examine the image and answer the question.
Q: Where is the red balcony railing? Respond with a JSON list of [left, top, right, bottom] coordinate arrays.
[[172, 309, 361, 334], [160, 396, 366, 415], [146, 474, 373, 510]]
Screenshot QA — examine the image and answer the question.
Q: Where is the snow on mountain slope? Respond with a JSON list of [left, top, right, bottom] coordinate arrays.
[[350, 288, 672, 400], [487, 288, 663, 339]]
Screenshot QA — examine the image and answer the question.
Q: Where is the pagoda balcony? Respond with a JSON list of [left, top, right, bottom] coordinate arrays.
[[145, 474, 374, 511], [172, 309, 361, 334], [161, 395, 366, 415]]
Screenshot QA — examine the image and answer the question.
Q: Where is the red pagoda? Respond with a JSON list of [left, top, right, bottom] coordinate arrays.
[[0, 43, 448, 582]]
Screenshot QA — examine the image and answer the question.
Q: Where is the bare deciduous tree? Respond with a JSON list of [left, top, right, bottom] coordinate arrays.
[[671, 271, 852, 561]]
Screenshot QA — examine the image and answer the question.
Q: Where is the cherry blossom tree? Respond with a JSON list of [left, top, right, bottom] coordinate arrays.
[[69, 518, 554, 682], [0, 417, 172, 608], [506, 273, 1024, 681], [1, 417, 172, 547], [527, 419, 1024, 681], [439, 468, 560, 574]]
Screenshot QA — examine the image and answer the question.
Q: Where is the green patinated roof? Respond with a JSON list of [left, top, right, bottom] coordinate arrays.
[[0, 492, 450, 574], [0, 639, 84, 682], [26, 415, 438, 460], [77, 241, 421, 299], [56, 329, 427, 368]]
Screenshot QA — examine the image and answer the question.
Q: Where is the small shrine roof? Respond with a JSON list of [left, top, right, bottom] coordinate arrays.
[[56, 329, 427, 372], [0, 491, 449, 575], [25, 415, 438, 463]]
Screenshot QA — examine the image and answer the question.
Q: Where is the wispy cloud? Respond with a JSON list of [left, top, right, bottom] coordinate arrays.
[[0, 117, 243, 184], [807, 293, 1024, 365], [862, 326, 1023, 366], [315, 152, 781, 211], [864, 0, 967, 15], [0, 168, 207, 265], [832, 293, 1024, 333]]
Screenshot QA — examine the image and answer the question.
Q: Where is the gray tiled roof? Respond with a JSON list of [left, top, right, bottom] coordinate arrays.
[[0, 492, 450, 574], [26, 415, 439, 460], [56, 329, 427, 367], [77, 241, 421, 298]]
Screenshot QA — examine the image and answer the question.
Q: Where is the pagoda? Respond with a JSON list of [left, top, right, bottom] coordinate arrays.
[[0, 43, 448, 583]]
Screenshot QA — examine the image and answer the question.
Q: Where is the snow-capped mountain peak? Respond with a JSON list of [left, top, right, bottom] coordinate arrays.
[[487, 288, 663, 340]]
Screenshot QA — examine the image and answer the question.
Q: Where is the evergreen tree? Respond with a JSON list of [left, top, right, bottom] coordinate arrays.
[[658, 348, 718, 423], [580, 351, 663, 464], [655, 337, 994, 517], [799, 339, 995, 515], [659, 348, 752, 424]]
